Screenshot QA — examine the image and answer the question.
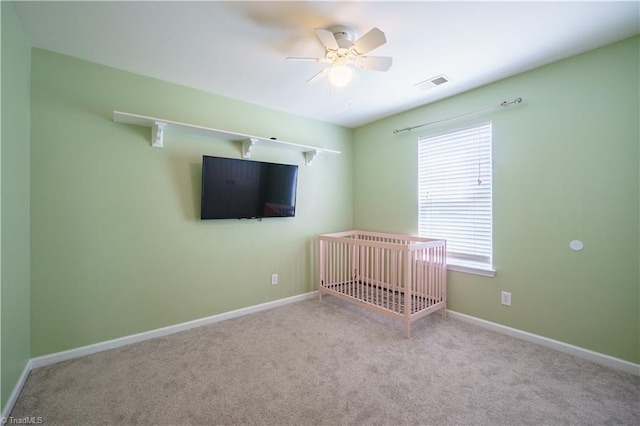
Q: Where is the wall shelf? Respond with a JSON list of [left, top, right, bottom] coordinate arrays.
[[113, 111, 341, 166]]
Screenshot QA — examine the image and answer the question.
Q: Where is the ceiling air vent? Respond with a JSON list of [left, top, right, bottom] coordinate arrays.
[[415, 74, 450, 91]]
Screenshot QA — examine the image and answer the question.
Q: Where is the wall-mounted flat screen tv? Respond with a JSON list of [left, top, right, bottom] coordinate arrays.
[[201, 156, 298, 220]]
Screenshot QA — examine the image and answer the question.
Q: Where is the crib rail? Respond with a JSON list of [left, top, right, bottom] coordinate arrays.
[[318, 231, 447, 337]]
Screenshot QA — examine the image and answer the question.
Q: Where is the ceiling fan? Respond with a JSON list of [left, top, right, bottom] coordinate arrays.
[[286, 26, 392, 87]]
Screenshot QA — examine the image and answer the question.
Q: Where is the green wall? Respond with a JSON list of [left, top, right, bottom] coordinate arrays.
[[354, 36, 640, 364], [1, 1, 31, 410], [29, 49, 353, 356]]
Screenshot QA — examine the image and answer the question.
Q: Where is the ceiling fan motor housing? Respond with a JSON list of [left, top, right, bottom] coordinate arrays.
[[331, 26, 357, 49], [327, 26, 358, 63]]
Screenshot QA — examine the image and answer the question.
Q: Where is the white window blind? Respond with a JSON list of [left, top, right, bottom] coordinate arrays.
[[418, 122, 492, 270]]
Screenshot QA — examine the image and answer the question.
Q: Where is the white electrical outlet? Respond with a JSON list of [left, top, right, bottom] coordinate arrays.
[[271, 273, 278, 285], [501, 291, 512, 306]]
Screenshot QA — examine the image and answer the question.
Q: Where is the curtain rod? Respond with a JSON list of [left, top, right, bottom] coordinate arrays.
[[393, 97, 523, 134]]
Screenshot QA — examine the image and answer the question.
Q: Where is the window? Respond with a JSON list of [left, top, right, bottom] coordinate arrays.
[[418, 122, 494, 275]]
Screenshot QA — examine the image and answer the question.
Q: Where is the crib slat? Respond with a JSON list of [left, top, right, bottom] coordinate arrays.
[[375, 246, 381, 308]]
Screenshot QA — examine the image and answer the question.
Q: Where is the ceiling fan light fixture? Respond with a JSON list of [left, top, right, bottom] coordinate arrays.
[[288, 26, 390, 87], [328, 64, 353, 87]]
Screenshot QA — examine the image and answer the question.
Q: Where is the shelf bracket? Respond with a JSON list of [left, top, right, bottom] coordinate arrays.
[[304, 149, 321, 166], [242, 138, 258, 159], [152, 121, 167, 148]]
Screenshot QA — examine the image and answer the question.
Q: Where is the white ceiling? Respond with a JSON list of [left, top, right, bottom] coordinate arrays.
[[12, 1, 640, 128]]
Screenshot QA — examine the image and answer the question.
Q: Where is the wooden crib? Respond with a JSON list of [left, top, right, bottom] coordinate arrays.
[[318, 231, 447, 338]]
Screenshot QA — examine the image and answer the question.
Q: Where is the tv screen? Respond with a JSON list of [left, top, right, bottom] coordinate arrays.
[[200, 156, 298, 220]]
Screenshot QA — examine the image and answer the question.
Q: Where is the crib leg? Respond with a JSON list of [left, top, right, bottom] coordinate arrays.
[[439, 307, 447, 318], [318, 290, 323, 301], [403, 321, 411, 339]]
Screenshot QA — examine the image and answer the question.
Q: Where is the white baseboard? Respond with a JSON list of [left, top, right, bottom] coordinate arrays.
[[1, 359, 33, 422], [447, 310, 640, 376], [2, 291, 317, 418], [31, 291, 317, 369]]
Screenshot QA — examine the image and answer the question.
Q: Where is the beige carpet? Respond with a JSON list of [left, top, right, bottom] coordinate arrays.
[[10, 297, 640, 425]]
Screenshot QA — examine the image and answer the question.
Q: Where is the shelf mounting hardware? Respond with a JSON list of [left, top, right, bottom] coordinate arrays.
[[152, 121, 167, 148], [304, 149, 320, 166], [242, 138, 258, 159]]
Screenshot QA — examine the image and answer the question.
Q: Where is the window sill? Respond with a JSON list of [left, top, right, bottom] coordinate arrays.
[[447, 262, 496, 277]]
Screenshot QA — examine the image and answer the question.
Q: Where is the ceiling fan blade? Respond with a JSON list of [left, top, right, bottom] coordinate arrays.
[[352, 27, 386, 55], [314, 28, 339, 50], [286, 56, 323, 62], [356, 56, 393, 72], [306, 68, 328, 84]]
